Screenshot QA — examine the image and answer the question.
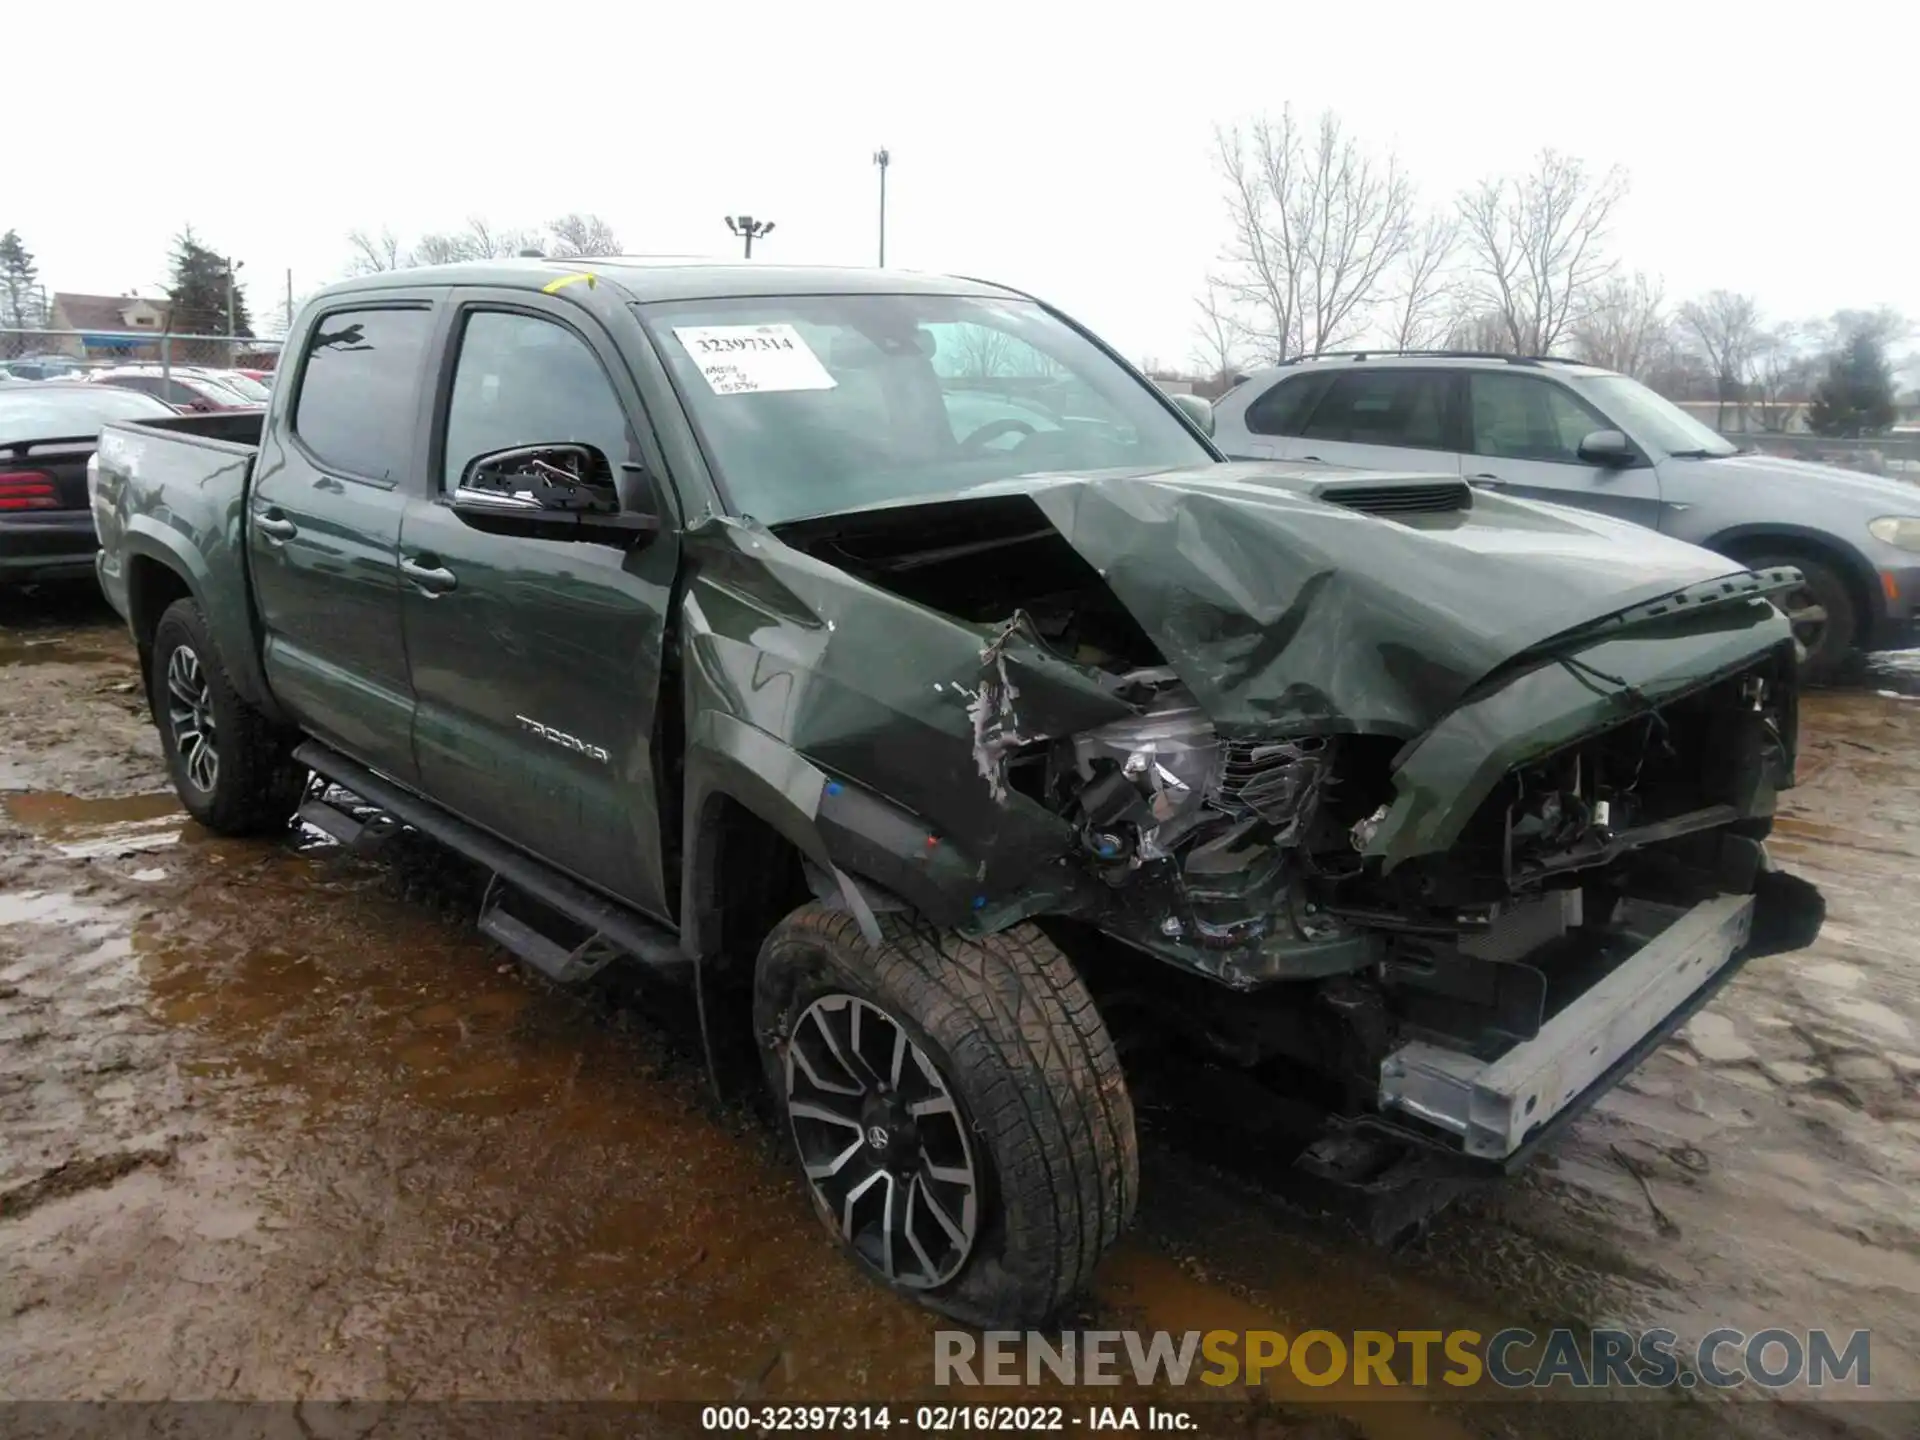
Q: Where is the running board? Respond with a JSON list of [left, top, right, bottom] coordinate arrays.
[[292, 741, 690, 984]]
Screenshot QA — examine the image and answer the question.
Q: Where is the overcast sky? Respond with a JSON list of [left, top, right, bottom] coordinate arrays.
[[11, 1, 1912, 363]]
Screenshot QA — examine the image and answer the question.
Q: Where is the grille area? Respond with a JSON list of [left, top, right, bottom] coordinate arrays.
[[1208, 737, 1330, 837]]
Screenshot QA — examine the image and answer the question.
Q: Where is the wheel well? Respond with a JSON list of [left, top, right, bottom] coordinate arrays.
[[688, 793, 811, 978], [126, 556, 192, 653], [1713, 533, 1873, 646], [124, 556, 193, 714]]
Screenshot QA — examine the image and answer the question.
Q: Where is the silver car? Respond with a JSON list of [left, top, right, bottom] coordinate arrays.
[[1210, 351, 1920, 678]]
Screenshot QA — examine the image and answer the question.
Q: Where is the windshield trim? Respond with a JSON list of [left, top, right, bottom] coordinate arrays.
[[633, 291, 1223, 521]]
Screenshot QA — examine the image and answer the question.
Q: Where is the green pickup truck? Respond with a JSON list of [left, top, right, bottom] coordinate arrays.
[[90, 258, 1824, 1325]]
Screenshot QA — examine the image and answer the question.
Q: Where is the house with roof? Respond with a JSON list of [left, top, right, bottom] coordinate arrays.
[[46, 292, 173, 360]]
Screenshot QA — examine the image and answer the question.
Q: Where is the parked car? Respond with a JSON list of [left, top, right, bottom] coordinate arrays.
[[0, 382, 179, 583], [91, 260, 1823, 1325], [88, 366, 264, 413], [1, 355, 88, 381], [234, 367, 278, 389], [1212, 352, 1920, 678]]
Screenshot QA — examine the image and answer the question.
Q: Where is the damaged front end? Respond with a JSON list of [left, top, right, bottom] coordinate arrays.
[[708, 465, 1824, 1172]]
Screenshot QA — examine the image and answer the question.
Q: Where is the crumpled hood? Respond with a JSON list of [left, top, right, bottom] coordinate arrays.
[[783, 462, 1760, 739]]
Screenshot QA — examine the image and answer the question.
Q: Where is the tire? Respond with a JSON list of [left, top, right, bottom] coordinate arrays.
[[151, 598, 306, 835], [1748, 553, 1856, 684], [753, 902, 1137, 1327]]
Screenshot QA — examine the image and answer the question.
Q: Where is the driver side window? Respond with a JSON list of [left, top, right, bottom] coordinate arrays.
[[442, 311, 629, 492], [1468, 373, 1610, 464]]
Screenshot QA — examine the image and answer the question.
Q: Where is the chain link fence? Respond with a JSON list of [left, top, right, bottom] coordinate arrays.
[[1, 327, 283, 383]]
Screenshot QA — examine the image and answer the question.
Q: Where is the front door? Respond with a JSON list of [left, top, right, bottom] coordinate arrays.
[[1280, 367, 1463, 477], [398, 296, 678, 918], [249, 300, 438, 782], [1462, 372, 1665, 528]]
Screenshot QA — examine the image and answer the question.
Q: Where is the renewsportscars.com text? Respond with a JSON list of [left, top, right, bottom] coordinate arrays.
[[934, 1328, 1872, 1391]]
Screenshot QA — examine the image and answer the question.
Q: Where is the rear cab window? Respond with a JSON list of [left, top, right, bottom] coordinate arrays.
[[292, 306, 434, 482]]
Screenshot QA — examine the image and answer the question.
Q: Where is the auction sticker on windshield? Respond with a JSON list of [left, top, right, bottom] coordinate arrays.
[[673, 324, 838, 395]]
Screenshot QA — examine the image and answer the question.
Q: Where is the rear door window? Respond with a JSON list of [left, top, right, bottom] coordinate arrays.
[[292, 306, 434, 482], [1298, 370, 1450, 449]]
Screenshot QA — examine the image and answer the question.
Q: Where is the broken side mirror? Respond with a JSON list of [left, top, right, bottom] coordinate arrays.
[[451, 443, 660, 547], [1169, 392, 1215, 437], [1577, 428, 1635, 468]]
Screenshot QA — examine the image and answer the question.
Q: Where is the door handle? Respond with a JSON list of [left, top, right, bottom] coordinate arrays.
[[1468, 474, 1505, 489], [255, 513, 297, 541], [401, 556, 458, 595], [1301, 455, 1324, 463]]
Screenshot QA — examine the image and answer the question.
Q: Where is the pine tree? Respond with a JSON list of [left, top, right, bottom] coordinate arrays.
[[0, 229, 43, 351], [1806, 330, 1896, 437], [166, 227, 253, 338]]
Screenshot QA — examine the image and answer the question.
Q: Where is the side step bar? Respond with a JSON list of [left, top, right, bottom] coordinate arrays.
[[293, 741, 690, 986]]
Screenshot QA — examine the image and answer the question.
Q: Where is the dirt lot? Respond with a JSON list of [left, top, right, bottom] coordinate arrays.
[[2, 582, 1917, 1438]]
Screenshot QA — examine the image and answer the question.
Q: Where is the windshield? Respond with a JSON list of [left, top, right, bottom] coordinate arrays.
[[638, 292, 1213, 523], [0, 386, 173, 444], [1579, 374, 1738, 458]]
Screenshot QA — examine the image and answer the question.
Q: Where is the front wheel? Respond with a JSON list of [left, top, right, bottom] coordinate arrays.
[[151, 598, 305, 835], [1749, 553, 1856, 684], [754, 903, 1137, 1327]]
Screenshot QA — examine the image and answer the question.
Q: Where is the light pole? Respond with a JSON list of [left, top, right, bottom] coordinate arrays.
[[225, 256, 244, 363], [724, 215, 775, 259], [873, 148, 890, 266]]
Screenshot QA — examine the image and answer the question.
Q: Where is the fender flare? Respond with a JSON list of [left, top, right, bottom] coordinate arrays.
[[1702, 522, 1880, 637], [679, 711, 888, 961], [120, 520, 286, 721]]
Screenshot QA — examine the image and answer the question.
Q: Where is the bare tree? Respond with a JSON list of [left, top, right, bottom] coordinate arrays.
[[1189, 287, 1245, 381], [1749, 322, 1822, 431], [1457, 149, 1627, 355], [1570, 272, 1668, 378], [1442, 303, 1514, 354], [1382, 213, 1458, 350], [1678, 290, 1763, 429], [548, 213, 622, 258], [346, 228, 404, 274], [1212, 107, 1415, 360]]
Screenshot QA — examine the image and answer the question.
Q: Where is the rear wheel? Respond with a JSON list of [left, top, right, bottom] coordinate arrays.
[[1747, 553, 1856, 683], [151, 598, 305, 835], [754, 902, 1137, 1326]]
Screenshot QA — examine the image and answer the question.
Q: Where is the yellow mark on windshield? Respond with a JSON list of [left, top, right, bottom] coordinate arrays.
[[541, 272, 597, 294]]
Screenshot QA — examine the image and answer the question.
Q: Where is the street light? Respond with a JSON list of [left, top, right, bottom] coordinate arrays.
[[724, 215, 775, 259], [872, 148, 890, 267]]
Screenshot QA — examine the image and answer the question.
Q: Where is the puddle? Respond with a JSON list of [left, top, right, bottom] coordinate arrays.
[[0, 633, 126, 668], [2, 790, 189, 858]]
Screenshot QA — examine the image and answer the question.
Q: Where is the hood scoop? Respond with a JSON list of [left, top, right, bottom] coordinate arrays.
[[1308, 476, 1473, 517]]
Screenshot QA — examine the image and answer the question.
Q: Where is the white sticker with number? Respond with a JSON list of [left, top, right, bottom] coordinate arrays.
[[672, 323, 838, 395]]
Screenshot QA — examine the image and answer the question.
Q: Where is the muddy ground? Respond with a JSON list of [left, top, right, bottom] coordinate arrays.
[[2, 582, 1916, 1439]]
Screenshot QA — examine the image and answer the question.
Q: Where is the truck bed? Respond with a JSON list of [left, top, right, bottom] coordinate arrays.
[[92, 410, 275, 718]]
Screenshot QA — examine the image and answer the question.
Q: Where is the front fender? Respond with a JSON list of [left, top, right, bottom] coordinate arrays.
[[678, 712, 1087, 963]]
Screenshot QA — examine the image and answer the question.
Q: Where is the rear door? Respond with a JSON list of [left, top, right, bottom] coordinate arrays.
[[397, 293, 679, 918], [248, 298, 438, 781], [1283, 367, 1463, 475], [1462, 371, 1664, 527]]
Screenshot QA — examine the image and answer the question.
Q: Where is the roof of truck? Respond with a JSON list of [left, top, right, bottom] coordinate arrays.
[[317, 257, 1019, 306]]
